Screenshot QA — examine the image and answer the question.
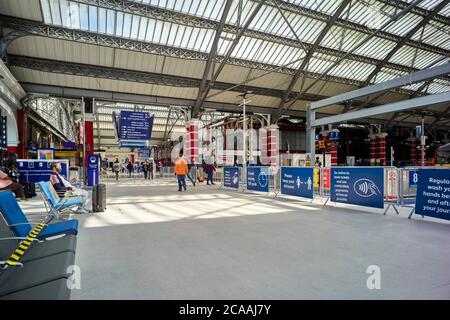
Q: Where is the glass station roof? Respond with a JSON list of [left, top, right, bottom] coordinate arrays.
[[39, 0, 450, 93]]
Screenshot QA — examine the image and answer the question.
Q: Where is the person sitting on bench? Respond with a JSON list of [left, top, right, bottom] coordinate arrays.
[[49, 162, 89, 214], [0, 169, 26, 201]]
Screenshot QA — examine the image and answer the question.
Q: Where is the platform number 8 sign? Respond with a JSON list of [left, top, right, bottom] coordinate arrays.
[[409, 171, 419, 188]]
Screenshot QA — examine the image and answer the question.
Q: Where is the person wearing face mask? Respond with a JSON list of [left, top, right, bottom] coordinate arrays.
[[49, 162, 89, 214]]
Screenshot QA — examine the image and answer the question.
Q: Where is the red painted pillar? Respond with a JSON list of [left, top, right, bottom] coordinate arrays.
[[17, 110, 28, 159], [84, 121, 94, 171], [377, 133, 387, 166], [185, 119, 199, 165], [369, 134, 377, 166], [267, 125, 279, 167], [409, 137, 418, 166]]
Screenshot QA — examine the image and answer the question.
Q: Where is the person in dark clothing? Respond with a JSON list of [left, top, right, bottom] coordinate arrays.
[[186, 163, 196, 186], [142, 161, 149, 179], [148, 161, 154, 180], [113, 159, 121, 181], [127, 162, 134, 178], [206, 163, 216, 185]]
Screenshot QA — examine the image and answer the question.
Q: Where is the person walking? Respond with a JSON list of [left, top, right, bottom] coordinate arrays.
[[186, 163, 196, 187], [127, 162, 134, 178], [148, 160, 154, 180], [158, 160, 163, 178], [174, 153, 188, 192], [206, 163, 216, 185], [142, 160, 149, 179], [113, 158, 121, 181]]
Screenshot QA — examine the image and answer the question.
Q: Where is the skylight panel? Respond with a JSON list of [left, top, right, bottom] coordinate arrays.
[[158, 21, 170, 45], [105, 9, 115, 35], [130, 15, 140, 39], [122, 13, 132, 38], [210, 0, 225, 20], [138, 17, 148, 40], [60, 0, 70, 28], [41, 0, 53, 23], [181, 0, 194, 14], [173, 0, 184, 12], [116, 12, 124, 37], [196, 0, 208, 17], [179, 26, 193, 48], [88, 5, 98, 32], [167, 23, 178, 46], [98, 8, 106, 33], [172, 24, 185, 47], [79, 4, 89, 30], [49, 0, 62, 25], [70, 2, 80, 29]]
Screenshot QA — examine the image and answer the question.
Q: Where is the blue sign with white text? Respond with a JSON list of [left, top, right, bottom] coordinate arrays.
[[119, 111, 152, 140], [280, 167, 314, 199], [328, 131, 340, 140], [409, 170, 419, 188], [415, 169, 450, 220], [247, 167, 270, 192], [17, 160, 69, 183], [87, 154, 100, 186], [331, 168, 384, 208], [224, 167, 240, 189]]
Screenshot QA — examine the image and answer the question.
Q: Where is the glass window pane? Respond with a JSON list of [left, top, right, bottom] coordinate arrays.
[[70, 2, 80, 29], [130, 15, 140, 39], [122, 13, 132, 38], [79, 4, 89, 30], [98, 8, 106, 33], [138, 17, 148, 40], [88, 5, 98, 32], [116, 12, 124, 37], [49, 0, 62, 25], [41, 0, 53, 23], [106, 9, 115, 35], [60, 0, 70, 27]]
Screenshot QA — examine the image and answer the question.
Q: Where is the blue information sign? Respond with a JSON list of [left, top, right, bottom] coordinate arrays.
[[247, 167, 270, 192], [331, 168, 384, 208], [119, 111, 152, 140], [409, 170, 419, 188], [224, 167, 240, 189], [415, 169, 450, 220], [87, 154, 100, 186], [280, 167, 314, 199], [328, 131, 340, 140]]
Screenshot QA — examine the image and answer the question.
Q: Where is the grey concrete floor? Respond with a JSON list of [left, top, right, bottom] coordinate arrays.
[[21, 178, 450, 299]]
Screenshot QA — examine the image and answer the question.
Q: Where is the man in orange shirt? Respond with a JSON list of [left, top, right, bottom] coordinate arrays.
[[174, 152, 188, 192]]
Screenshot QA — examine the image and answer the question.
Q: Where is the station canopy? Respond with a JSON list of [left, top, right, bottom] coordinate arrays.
[[1, 0, 449, 137]]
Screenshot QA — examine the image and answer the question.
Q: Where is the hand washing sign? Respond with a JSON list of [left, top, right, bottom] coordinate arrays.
[[331, 168, 384, 208], [415, 169, 450, 220], [280, 167, 314, 199], [247, 167, 269, 192], [224, 167, 239, 189]]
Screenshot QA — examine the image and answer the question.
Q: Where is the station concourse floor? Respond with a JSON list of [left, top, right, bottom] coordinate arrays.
[[22, 178, 450, 300]]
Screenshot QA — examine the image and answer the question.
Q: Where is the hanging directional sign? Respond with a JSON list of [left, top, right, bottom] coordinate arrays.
[[119, 111, 153, 140]]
